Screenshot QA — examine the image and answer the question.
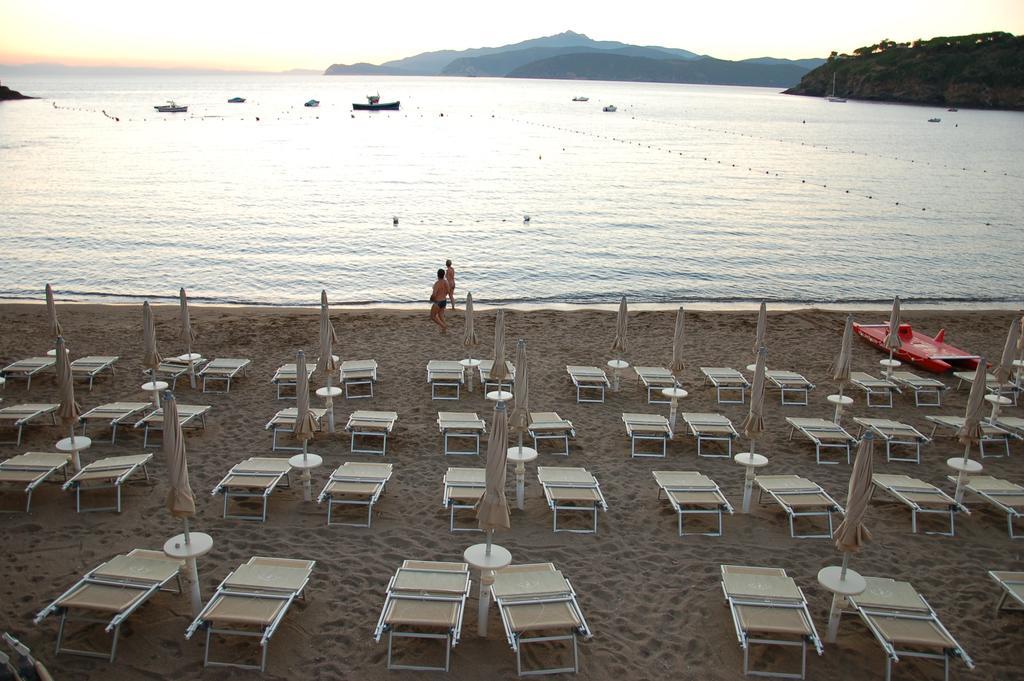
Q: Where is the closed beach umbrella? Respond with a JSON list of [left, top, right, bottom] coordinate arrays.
[[477, 400, 511, 544], [293, 350, 318, 454], [753, 301, 767, 356], [54, 337, 82, 471], [957, 359, 988, 452], [834, 433, 874, 575], [45, 283, 62, 339], [670, 306, 686, 373], [463, 292, 480, 359], [490, 309, 509, 384], [742, 347, 767, 449], [316, 289, 339, 379], [611, 296, 628, 357], [994, 318, 1020, 385], [883, 296, 902, 359], [142, 301, 162, 381], [163, 393, 196, 521], [509, 339, 530, 438], [831, 315, 854, 395], [179, 287, 196, 353]]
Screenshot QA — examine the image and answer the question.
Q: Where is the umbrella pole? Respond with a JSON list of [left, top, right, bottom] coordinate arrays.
[[515, 433, 526, 510], [187, 341, 197, 389], [325, 373, 336, 433], [67, 425, 81, 471], [741, 440, 757, 514], [178, 517, 206, 616], [151, 369, 161, 407], [301, 440, 312, 501], [954, 442, 972, 503], [840, 552, 850, 581]]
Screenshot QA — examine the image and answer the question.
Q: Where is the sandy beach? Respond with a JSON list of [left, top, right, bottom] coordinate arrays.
[[1, 302, 1022, 680]]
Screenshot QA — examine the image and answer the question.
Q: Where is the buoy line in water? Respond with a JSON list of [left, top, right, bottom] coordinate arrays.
[[506, 116, 1020, 231]]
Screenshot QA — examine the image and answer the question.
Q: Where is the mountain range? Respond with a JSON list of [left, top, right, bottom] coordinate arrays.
[[325, 30, 824, 87]]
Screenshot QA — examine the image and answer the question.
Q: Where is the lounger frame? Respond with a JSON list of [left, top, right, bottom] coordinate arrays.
[[681, 412, 739, 458], [1, 357, 55, 391], [890, 371, 946, 407], [537, 467, 608, 534], [0, 452, 70, 512], [478, 359, 515, 394], [0, 404, 59, 447], [634, 366, 680, 404], [622, 413, 673, 458], [854, 417, 931, 464], [70, 356, 118, 391], [786, 417, 855, 465], [870, 475, 966, 536], [62, 455, 153, 513], [926, 415, 1015, 458], [528, 412, 575, 456], [317, 462, 392, 527], [443, 467, 485, 532], [427, 361, 465, 400], [952, 476, 1024, 539], [849, 372, 899, 408], [341, 359, 378, 399], [653, 471, 733, 536], [270, 363, 315, 400], [766, 370, 815, 406], [989, 571, 1024, 612], [346, 410, 397, 455], [78, 402, 152, 444], [755, 476, 845, 539], [213, 459, 293, 522], [437, 412, 485, 456], [566, 366, 609, 404], [199, 358, 251, 393], [135, 405, 210, 448], [265, 407, 326, 451], [701, 367, 749, 405]]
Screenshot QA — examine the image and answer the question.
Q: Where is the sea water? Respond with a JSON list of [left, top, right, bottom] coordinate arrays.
[[1, 74, 1021, 307]]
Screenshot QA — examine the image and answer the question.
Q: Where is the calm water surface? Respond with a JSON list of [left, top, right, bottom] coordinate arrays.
[[0, 74, 1021, 306]]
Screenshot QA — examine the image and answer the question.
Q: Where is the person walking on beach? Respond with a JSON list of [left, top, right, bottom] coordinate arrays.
[[430, 268, 449, 333], [445, 259, 456, 309]]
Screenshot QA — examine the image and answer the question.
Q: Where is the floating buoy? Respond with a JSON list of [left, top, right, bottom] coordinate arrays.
[[523, 215, 530, 223], [392, 217, 398, 226]]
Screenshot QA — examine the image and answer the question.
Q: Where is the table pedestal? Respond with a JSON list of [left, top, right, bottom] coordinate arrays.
[[1013, 359, 1024, 392], [985, 394, 1012, 423], [178, 353, 202, 389], [316, 386, 343, 433], [460, 359, 481, 393], [56, 435, 91, 472], [607, 360, 629, 393], [947, 456, 983, 504], [164, 532, 214, 616], [507, 446, 538, 510], [141, 381, 169, 408], [661, 388, 688, 431], [827, 394, 853, 424], [464, 543, 512, 637], [734, 452, 769, 514], [817, 566, 866, 642], [879, 358, 901, 379], [289, 454, 324, 502]]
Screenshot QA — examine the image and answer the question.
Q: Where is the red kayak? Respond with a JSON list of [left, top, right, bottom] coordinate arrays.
[[852, 322, 981, 373]]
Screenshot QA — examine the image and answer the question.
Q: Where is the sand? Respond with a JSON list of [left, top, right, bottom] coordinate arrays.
[[1, 302, 1022, 680]]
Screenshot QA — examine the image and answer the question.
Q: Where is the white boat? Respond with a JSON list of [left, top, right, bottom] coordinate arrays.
[[928, 118, 941, 123], [572, 96, 589, 102], [825, 74, 846, 103], [602, 105, 617, 112], [154, 100, 187, 113], [304, 99, 320, 108]]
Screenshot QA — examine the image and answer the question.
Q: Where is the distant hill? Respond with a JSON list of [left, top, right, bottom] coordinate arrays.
[[0, 81, 33, 100], [785, 31, 1024, 110], [508, 53, 812, 87], [442, 45, 711, 77]]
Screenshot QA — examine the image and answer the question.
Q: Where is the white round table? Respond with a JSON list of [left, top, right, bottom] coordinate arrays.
[[56, 435, 91, 471], [289, 453, 324, 502], [879, 358, 901, 378], [661, 387, 688, 431], [46, 348, 65, 357], [607, 359, 629, 392], [464, 543, 512, 637], [141, 380, 169, 407], [177, 353, 203, 389], [745, 364, 758, 373], [507, 446, 538, 511], [164, 531, 214, 616], [316, 386, 343, 433], [460, 358, 482, 392], [827, 394, 854, 424], [817, 565, 867, 642], [734, 452, 769, 514], [985, 394, 1012, 423], [486, 390, 513, 402], [947, 456, 983, 503]]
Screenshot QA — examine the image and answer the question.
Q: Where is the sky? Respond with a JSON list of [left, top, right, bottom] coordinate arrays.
[[1, 0, 1022, 71]]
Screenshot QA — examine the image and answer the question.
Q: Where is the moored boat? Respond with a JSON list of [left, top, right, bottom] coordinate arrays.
[[928, 117, 941, 123], [602, 105, 617, 112], [228, 97, 246, 103], [572, 96, 589, 102], [852, 322, 981, 373], [154, 100, 187, 113], [825, 73, 846, 103], [353, 94, 399, 111], [304, 99, 320, 107]]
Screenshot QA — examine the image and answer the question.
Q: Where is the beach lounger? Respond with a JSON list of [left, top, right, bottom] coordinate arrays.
[[186, 556, 315, 671], [442, 467, 485, 532], [634, 366, 680, 403], [755, 475, 845, 539], [78, 401, 151, 444], [993, 416, 1024, 439], [478, 359, 515, 394], [926, 415, 1016, 458], [845, 576, 973, 680], [198, 358, 251, 393], [264, 406, 327, 451], [345, 410, 398, 455], [1, 357, 55, 391], [373, 560, 471, 672], [491, 563, 593, 676], [653, 470, 733, 536], [427, 360, 465, 400], [34, 549, 183, 661], [537, 466, 607, 534], [954, 370, 1017, 404], [69, 355, 118, 390], [212, 457, 293, 522], [153, 357, 208, 390], [870, 473, 966, 536], [0, 452, 71, 512], [270, 362, 315, 400], [786, 417, 857, 465], [849, 372, 899, 408], [437, 412, 486, 456], [701, 367, 750, 404], [950, 475, 1024, 538], [766, 370, 815, 406], [528, 412, 576, 456], [890, 370, 947, 407], [853, 417, 931, 464], [719, 564, 823, 680], [317, 461, 393, 526], [0, 404, 58, 447], [62, 454, 153, 513], [565, 365, 609, 404], [680, 412, 739, 458], [989, 570, 1024, 612], [622, 412, 673, 458], [134, 404, 211, 448], [340, 359, 378, 399]]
